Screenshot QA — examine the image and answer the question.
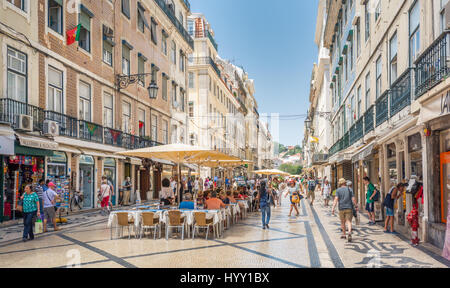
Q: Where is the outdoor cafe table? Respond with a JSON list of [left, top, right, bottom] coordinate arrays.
[[108, 209, 164, 239], [161, 209, 224, 238]]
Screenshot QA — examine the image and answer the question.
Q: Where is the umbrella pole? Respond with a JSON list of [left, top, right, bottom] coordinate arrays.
[[177, 163, 181, 205]]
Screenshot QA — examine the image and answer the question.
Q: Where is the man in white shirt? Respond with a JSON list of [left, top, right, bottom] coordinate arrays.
[[43, 182, 60, 232]]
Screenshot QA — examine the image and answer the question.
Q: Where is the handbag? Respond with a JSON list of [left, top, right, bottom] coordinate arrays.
[[17, 200, 23, 212]]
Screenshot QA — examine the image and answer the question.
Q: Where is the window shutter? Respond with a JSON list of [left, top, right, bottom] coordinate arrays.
[[122, 0, 130, 18], [79, 12, 91, 31]]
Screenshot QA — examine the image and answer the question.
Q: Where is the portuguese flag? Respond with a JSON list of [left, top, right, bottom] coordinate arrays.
[[67, 24, 81, 46]]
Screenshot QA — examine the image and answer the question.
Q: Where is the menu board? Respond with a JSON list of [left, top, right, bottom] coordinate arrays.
[[49, 177, 70, 211]]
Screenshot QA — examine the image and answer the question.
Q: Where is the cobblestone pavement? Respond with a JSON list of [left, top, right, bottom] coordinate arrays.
[[0, 195, 448, 268]]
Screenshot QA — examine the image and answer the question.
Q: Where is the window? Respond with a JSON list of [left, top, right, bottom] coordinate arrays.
[[122, 0, 130, 18], [376, 56, 382, 98], [6, 0, 27, 11], [138, 55, 146, 86], [48, 66, 63, 113], [365, 73, 371, 110], [375, 1, 381, 21], [365, 3, 370, 42], [179, 51, 185, 72], [172, 82, 177, 107], [356, 18, 361, 58], [409, 1, 421, 65], [161, 30, 168, 55], [188, 102, 194, 117], [390, 33, 398, 85], [171, 41, 176, 64], [441, 0, 449, 33], [122, 44, 130, 75], [48, 0, 63, 34], [188, 20, 194, 36], [79, 81, 91, 121], [103, 26, 114, 66], [7, 47, 27, 102], [163, 120, 168, 144], [78, 8, 92, 53], [122, 102, 131, 133], [180, 89, 185, 112], [179, 12, 184, 27], [138, 108, 145, 137], [137, 5, 145, 33], [151, 115, 158, 142], [188, 72, 194, 88], [357, 86, 362, 119], [151, 18, 158, 44], [351, 95, 355, 125], [162, 74, 168, 101], [103, 92, 113, 128]]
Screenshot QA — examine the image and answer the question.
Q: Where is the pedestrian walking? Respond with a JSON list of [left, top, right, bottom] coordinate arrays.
[[258, 180, 272, 229], [21, 184, 41, 242], [322, 179, 331, 207], [363, 177, 377, 225], [99, 178, 112, 215], [35, 179, 45, 221], [122, 177, 132, 206], [307, 177, 317, 206], [285, 180, 300, 217], [43, 182, 60, 232], [383, 182, 405, 234], [332, 178, 358, 242]]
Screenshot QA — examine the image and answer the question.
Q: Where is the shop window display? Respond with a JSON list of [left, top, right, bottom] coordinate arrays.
[[3, 156, 44, 220]]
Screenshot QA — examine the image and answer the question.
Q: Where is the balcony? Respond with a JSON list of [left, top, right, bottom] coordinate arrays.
[[104, 127, 123, 147], [79, 120, 103, 144], [153, 0, 194, 49], [206, 30, 218, 51], [45, 111, 78, 138], [190, 57, 221, 78], [390, 68, 412, 117], [312, 153, 328, 165], [349, 117, 364, 145], [415, 31, 450, 98], [375, 90, 389, 127], [0, 98, 44, 131], [364, 105, 374, 134]]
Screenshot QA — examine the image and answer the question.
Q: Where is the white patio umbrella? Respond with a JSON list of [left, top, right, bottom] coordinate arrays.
[[117, 144, 240, 203]]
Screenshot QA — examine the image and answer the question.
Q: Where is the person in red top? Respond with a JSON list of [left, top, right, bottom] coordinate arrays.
[[205, 191, 226, 210]]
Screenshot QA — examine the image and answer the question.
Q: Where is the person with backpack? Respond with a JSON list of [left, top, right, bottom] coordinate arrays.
[[383, 182, 405, 234], [307, 177, 317, 206], [257, 180, 272, 229], [332, 179, 357, 242], [285, 180, 300, 217], [363, 177, 378, 225]]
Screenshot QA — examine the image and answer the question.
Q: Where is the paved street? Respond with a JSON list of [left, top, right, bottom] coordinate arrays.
[[0, 195, 448, 268]]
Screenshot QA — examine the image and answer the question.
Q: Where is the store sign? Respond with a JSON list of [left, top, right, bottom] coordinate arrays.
[[442, 91, 450, 115], [19, 137, 58, 150], [0, 135, 15, 155]]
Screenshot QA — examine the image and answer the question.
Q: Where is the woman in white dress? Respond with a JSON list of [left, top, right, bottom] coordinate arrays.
[[322, 180, 331, 207]]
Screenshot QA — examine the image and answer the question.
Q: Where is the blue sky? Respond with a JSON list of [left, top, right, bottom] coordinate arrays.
[[189, 0, 319, 146]]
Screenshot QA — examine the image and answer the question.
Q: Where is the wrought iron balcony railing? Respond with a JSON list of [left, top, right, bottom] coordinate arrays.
[[376, 90, 389, 127], [415, 31, 450, 98], [390, 68, 412, 117], [104, 127, 123, 147], [312, 153, 328, 164], [190, 57, 221, 78], [0, 98, 44, 131], [153, 0, 194, 49], [45, 111, 78, 138], [364, 105, 374, 134], [78, 120, 103, 144], [206, 30, 218, 51]]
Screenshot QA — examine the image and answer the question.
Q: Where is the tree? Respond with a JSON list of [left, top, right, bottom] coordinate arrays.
[[279, 164, 303, 175]]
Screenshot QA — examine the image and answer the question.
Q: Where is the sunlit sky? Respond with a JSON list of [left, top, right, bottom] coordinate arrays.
[[189, 0, 319, 146]]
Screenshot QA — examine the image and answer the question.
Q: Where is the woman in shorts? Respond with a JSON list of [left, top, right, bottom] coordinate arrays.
[[285, 181, 300, 217]]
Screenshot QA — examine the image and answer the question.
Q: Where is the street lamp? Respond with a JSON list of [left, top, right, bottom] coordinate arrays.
[[147, 80, 158, 99], [117, 73, 159, 99], [305, 118, 312, 130]]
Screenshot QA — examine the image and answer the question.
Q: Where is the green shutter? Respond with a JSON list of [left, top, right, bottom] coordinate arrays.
[[122, 45, 130, 61], [54, 0, 63, 6], [79, 12, 91, 31]]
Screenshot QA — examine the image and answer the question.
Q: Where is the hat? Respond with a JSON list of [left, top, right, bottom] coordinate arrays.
[[338, 178, 347, 186], [48, 182, 56, 187]]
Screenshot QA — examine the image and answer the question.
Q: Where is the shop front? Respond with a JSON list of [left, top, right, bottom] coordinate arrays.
[[2, 141, 54, 220], [0, 126, 15, 222], [103, 158, 117, 206], [418, 88, 450, 248], [79, 155, 95, 209], [47, 151, 67, 180]]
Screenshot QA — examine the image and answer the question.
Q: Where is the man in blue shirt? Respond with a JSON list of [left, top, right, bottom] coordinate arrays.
[[179, 193, 195, 210]]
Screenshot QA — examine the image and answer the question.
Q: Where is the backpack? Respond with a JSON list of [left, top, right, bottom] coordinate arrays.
[[309, 180, 316, 191], [371, 185, 380, 202], [382, 187, 394, 209]]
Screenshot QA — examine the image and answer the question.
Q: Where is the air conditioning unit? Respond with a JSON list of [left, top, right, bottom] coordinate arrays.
[[43, 120, 59, 137], [16, 115, 33, 132]]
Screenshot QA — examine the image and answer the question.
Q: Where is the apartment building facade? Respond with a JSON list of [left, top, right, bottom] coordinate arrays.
[[0, 0, 192, 220], [310, 0, 450, 249]]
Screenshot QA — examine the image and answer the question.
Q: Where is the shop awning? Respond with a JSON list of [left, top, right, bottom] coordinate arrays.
[[14, 142, 54, 157], [57, 145, 82, 155], [0, 125, 15, 155], [352, 143, 375, 163], [79, 149, 107, 158], [16, 133, 59, 151], [152, 158, 174, 166], [418, 91, 450, 125]]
